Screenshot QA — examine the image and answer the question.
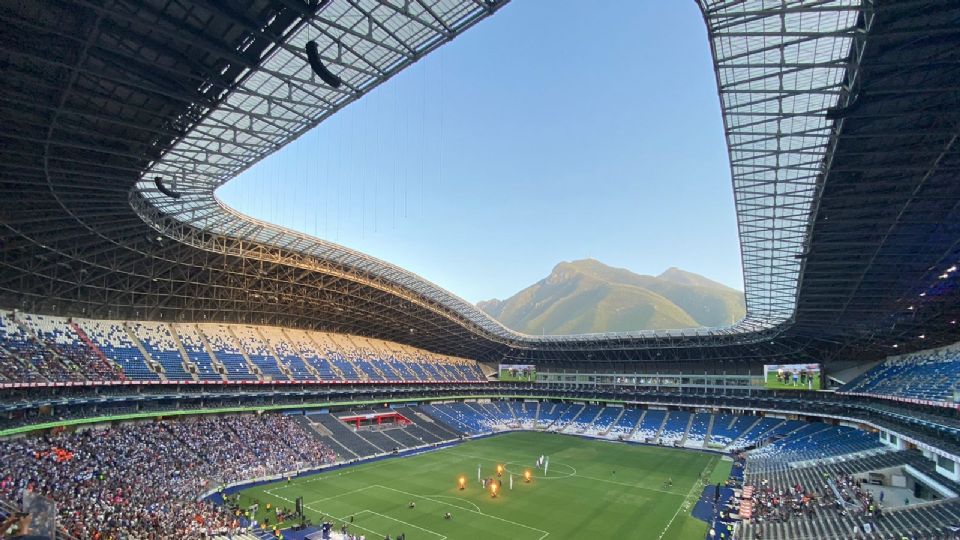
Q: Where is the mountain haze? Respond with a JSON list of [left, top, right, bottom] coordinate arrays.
[[478, 259, 745, 335]]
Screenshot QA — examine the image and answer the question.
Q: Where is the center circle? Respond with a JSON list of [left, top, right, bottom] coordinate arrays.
[[502, 460, 576, 479]]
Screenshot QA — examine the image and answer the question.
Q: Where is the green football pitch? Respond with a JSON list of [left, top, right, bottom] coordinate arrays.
[[237, 432, 732, 540]]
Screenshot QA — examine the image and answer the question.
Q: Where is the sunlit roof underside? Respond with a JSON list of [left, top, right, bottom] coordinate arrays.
[[132, 0, 861, 344]]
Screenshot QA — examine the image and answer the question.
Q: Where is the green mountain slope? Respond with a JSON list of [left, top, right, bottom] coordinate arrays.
[[477, 259, 745, 334]]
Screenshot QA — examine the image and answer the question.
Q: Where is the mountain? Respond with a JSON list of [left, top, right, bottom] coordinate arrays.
[[477, 259, 745, 335]]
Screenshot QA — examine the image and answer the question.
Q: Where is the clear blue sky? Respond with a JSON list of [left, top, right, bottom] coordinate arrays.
[[217, 0, 741, 304]]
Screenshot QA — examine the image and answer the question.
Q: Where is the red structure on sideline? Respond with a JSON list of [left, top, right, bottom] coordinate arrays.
[[338, 411, 412, 429]]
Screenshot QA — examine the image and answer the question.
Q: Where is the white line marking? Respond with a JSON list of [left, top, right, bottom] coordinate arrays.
[[304, 485, 378, 505], [426, 494, 482, 513], [571, 473, 685, 496], [355, 509, 447, 539], [657, 456, 717, 540], [374, 484, 549, 540]]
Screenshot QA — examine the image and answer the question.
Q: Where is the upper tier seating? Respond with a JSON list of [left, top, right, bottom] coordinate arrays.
[[0, 313, 60, 382], [0, 311, 486, 384], [132, 322, 193, 381], [172, 324, 223, 380], [841, 347, 960, 403], [76, 319, 158, 380], [17, 313, 117, 381], [259, 327, 314, 381], [197, 325, 257, 381], [231, 325, 288, 381]]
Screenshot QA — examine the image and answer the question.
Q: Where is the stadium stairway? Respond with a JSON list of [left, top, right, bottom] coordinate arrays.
[[305, 416, 359, 460], [130, 322, 195, 381], [624, 409, 647, 439], [598, 407, 625, 437], [354, 427, 395, 453], [291, 415, 353, 461], [551, 403, 584, 432], [264, 328, 319, 381], [313, 414, 384, 457], [171, 323, 226, 381], [197, 325, 257, 381], [121, 322, 166, 381], [652, 410, 670, 441], [69, 321, 122, 380], [608, 409, 642, 440], [380, 426, 422, 448], [396, 407, 460, 441], [660, 411, 691, 445], [703, 414, 716, 447], [568, 405, 602, 433], [682, 413, 708, 448]]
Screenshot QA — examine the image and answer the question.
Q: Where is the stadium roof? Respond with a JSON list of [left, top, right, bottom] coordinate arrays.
[[2, 0, 960, 364]]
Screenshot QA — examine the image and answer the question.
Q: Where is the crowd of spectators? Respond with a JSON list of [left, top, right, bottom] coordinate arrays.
[[737, 471, 884, 531], [0, 414, 337, 539]]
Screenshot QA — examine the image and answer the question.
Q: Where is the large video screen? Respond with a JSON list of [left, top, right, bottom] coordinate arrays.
[[764, 363, 822, 390], [499, 364, 537, 382]]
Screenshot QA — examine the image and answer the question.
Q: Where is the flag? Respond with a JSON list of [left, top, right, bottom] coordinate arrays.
[[477, 464, 481, 483], [510, 474, 514, 490]]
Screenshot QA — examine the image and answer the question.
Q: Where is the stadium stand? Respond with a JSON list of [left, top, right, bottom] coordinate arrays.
[[0, 311, 486, 385], [841, 346, 960, 405], [171, 323, 225, 381], [684, 412, 712, 448], [660, 411, 692, 446], [745, 424, 886, 472], [609, 408, 643, 439], [76, 319, 159, 381], [738, 449, 960, 540], [131, 322, 194, 381], [197, 324, 259, 381], [0, 414, 335, 539]]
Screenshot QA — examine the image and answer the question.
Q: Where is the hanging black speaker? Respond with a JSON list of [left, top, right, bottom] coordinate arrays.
[[306, 40, 343, 88], [154, 177, 182, 199]]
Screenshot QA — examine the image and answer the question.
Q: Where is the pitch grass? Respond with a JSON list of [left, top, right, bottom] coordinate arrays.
[[764, 371, 822, 390], [238, 432, 732, 540]]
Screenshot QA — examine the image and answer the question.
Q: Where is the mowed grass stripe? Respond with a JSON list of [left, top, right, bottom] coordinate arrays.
[[239, 432, 720, 540]]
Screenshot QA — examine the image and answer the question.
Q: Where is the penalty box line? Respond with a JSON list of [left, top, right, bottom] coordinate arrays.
[[301, 500, 447, 540], [354, 509, 447, 540], [656, 456, 718, 540], [374, 484, 550, 540]]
